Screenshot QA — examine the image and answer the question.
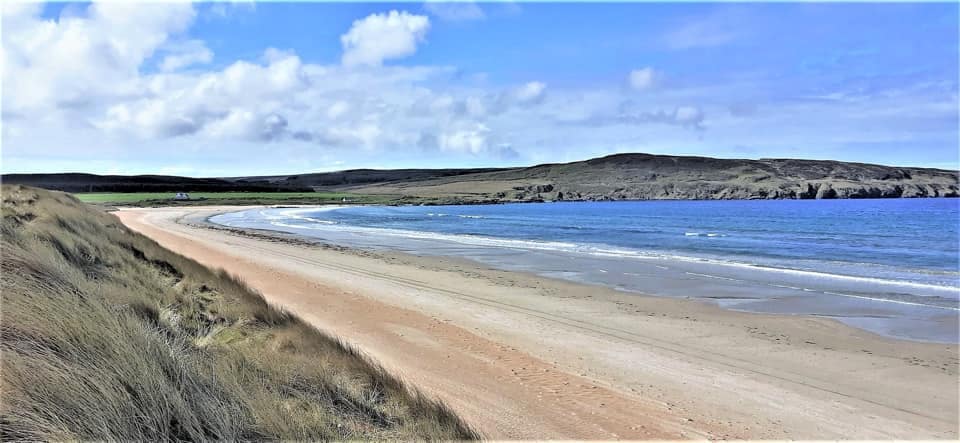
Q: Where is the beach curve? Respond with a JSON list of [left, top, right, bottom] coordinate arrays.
[[115, 206, 959, 440]]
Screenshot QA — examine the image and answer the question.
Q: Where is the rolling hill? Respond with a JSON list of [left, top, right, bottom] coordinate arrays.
[[343, 153, 960, 202], [4, 153, 957, 202]]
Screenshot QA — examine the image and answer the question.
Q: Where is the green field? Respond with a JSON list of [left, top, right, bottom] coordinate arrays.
[[74, 191, 378, 205]]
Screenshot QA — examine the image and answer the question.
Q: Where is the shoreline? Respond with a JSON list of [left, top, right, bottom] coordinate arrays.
[[115, 205, 959, 439], [205, 207, 958, 343], [208, 204, 959, 343]]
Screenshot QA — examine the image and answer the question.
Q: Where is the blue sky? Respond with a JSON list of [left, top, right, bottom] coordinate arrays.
[[2, 1, 957, 176]]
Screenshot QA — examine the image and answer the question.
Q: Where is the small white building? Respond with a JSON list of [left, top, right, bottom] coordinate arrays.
[[173, 192, 190, 200]]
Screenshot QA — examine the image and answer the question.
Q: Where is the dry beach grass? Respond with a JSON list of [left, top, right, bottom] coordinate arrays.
[[0, 185, 476, 440]]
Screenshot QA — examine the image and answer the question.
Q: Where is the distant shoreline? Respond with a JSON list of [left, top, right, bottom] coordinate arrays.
[[76, 190, 960, 209]]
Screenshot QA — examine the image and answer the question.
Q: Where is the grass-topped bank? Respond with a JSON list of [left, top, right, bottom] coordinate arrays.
[[74, 191, 405, 206], [0, 185, 477, 440], [73, 191, 510, 207]]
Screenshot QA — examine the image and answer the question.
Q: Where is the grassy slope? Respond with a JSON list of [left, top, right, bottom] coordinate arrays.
[[0, 185, 476, 440], [346, 153, 960, 201], [12, 153, 958, 205], [75, 191, 337, 203], [73, 191, 409, 206]]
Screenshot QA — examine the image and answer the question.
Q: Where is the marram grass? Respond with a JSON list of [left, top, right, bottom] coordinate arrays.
[[0, 185, 477, 440]]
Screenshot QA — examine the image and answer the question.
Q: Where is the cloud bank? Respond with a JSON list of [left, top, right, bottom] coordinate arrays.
[[2, 1, 956, 175]]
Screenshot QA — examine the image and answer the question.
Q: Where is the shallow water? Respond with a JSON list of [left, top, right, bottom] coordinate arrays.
[[211, 199, 960, 343]]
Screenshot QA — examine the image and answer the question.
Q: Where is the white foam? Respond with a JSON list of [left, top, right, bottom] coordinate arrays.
[[265, 215, 583, 253], [691, 274, 959, 311], [270, 221, 331, 231], [770, 283, 806, 291], [685, 272, 743, 282], [821, 291, 960, 311], [585, 245, 958, 294], [218, 207, 960, 297]]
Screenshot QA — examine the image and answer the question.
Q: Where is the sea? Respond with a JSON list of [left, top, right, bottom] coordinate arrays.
[[210, 199, 960, 343]]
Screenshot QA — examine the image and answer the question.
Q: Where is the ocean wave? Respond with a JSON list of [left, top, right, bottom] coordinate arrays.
[[276, 207, 346, 224], [819, 291, 959, 310], [264, 217, 584, 254], [287, 214, 336, 225], [215, 207, 960, 298]]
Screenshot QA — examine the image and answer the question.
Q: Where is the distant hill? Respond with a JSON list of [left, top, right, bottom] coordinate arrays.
[[227, 168, 507, 188], [341, 153, 960, 201], [4, 153, 957, 201], [0, 173, 313, 193]]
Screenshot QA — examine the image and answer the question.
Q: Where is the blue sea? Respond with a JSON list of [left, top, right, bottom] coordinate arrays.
[[211, 199, 960, 343]]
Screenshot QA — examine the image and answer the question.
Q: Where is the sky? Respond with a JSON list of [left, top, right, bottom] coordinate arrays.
[[1, 1, 958, 176]]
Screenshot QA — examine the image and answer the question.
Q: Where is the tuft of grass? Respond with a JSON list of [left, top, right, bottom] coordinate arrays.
[[0, 185, 477, 440]]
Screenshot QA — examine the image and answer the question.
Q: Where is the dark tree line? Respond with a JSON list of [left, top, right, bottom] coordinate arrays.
[[1, 173, 313, 193]]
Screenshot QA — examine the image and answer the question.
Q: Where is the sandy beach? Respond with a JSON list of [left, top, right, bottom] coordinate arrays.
[[115, 206, 959, 440]]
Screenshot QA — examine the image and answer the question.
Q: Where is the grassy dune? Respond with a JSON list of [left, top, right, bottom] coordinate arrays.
[[0, 185, 476, 440]]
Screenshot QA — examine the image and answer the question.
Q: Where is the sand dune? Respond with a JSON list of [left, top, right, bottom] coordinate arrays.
[[116, 206, 958, 440]]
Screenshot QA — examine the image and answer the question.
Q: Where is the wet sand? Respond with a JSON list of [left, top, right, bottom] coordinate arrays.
[[115, 206, 959, 440]]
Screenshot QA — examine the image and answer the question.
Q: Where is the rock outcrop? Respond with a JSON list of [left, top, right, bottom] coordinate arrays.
[[351, 153, 959, 201]]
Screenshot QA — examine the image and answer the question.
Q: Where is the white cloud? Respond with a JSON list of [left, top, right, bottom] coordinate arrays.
[[423, 1, 485, 22], [340, 11, 430, 67], [580, 103, 706, 132], [439, 123, 491, 154], [663, 13, 740, 50], [515, 81, 545, 101], [464, 96, 487, 117], [84, 40, 555, 152], [326, 101, 351, 119], [672, 106, 705, 129], [98, 101, 205, 138], [94, 49, 311, 140], [160, 40, 213, 71], [1, 1, 42, 20], [2, 1, 195, 113], [296, 122, 387, 149], [512, 81, 547, 105], [207, 0, 255, 19], [202, 110, 288, 141], [628, 67, 657, 91], [326, 123, 383, 149]]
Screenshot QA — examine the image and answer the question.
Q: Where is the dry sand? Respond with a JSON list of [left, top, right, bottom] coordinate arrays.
[[115, 206, 959, 440]]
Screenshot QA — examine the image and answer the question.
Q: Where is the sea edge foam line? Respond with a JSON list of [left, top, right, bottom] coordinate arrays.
[[211, 206, 960, 296]]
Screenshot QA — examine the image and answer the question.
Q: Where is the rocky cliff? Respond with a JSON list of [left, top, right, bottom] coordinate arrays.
[[349, 153, 959, 201]]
